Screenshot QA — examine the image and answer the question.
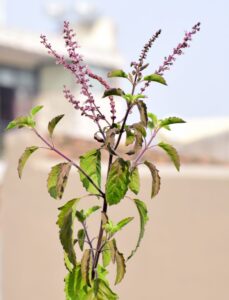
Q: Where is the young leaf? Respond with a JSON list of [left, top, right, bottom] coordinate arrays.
[[147, 113, 158, 129], [115, 251, 126, 285], [137, 100, 148, 127], [47, 163, 71, 199], [144, 73, 167, 85], [144, 161, 161, 198], [158, 142, 180, 171], [79, 149, 101, 194], [81, 249, 92, 286], [75, 210, 86, 223], [57, 198, 81, 266], [116, 217, 134, 233], [6, 116, 35, 130], [30, 105, 43, 116], [104, 217, 134, 236], [17, 146, 39, 178], [77, 229, 85, 251], [160, 116, 186, 128], [107, 69, 128, 78], [129, 167, 140, 195], [85, 206, 101, 218], [127, 199, 149, 260], [103, 88, 125, 98], [105, 158, 130, 205], [48, 114, 65, 138]]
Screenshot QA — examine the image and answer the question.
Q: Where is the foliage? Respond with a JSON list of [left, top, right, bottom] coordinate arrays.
[[7, 20, 200, 299]]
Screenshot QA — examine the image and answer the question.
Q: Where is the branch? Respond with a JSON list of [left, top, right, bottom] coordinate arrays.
[[33, 128, 105, 197]]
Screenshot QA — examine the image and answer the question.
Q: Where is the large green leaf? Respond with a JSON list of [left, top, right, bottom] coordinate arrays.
[[137, 100, 148, 127], [158, 142, 180, 171], [107, 69, 128, 78], [115, 251, 126, 285], [105, 158, 130, 205], [17, 146, 39, 178], [127, 199, 149, 260], [144, 161, 161, 198], [129, 167, 140, 195], [57, 198, 81, 267], [79, 149, 101, 194], [81, 249, 92, 286], [6, 116, 35, 130], [65, 265, 87, 300], [144, 73, 167, 85], [47, 163, 71, 199], [160, 117, 186, 128], [48, 114, 65, 137], [93, 279, 118, 300]]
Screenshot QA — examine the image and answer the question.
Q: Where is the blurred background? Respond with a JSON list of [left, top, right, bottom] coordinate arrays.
[[0, 0, 229, 299]]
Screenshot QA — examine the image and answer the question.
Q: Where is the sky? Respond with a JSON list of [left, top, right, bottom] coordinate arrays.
[[5, 0, 229, 119]]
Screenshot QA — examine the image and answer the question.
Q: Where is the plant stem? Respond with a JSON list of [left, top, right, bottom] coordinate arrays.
[[82, 221, 95, 265], [92, 65, 142, 276], [33, 128, 105, 197]]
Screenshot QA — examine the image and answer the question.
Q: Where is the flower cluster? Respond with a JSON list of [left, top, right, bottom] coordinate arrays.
[[138, 29, 162, 66], [40, 21, 115, 124], [155, 22, 201, 76], [140, 22, 201, 93]]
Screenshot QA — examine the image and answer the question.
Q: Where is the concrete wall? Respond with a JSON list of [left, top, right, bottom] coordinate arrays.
[[2, 133, 229, 300]]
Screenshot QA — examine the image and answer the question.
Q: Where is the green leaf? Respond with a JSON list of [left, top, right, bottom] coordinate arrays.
[[65, 265, 86, 300], [94, 279, 118, 300], [129, 167, 140, 195], [137, 100, 148, 127], [115, 251, 126, 285], [144, 161, 161, 198], [75, 210, 86, 223], [125, 129, 135, 146], [160, 116, 186, 128], [30, 105, 43, 116], [123, 94, 146, 103], [104, 217, 134, 236], [17, 146, 39, 178], [102, 241, 112, 268], [79, 149, 101, 194], [47, 163, 71, 199], [158, 142, 180, 171], [85, 206, 101, 218], [116, 217, 134, 232], [57, 198, 81, 267], [127, 199, 149, 260], [107, 69, 128, 78], [105, 158, 130, 205], [77, 229, 85, 251], [6, 116, 35, 130], [48, 114, 65, 138], [81, 249, 92, 286], [144, 73, 167, 85], [64, 252, 74, 272], [132, 122, 146, 137], [109, 239, 117, 264], [147, 113, 158, 129], [103, 88, 125, 98]]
